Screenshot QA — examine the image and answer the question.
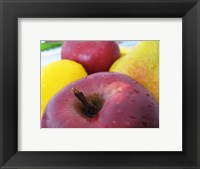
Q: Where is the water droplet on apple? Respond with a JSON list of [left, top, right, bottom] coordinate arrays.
[[129, 116, 136, 120], [112, 121, 116, 124], [134, 89, 139, 94], [149, 104, 153, 107], [141, 119, 149, 127], [116, 101, 119, 104]]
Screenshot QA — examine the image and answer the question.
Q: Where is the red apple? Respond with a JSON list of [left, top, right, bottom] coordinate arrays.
[[61, 41, 120, 74], [41, 72, 159, 128]]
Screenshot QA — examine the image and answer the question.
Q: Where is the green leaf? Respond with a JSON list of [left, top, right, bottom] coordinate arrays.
[[41, 42, 63, 51]]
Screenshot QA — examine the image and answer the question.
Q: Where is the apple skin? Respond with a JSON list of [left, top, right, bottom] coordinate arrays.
[[61, 41, 120, 74], [41, 72, 159, 128]]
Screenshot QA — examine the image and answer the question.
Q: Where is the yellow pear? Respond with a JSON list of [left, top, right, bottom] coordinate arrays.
[[119, 47, 131, 57], [110, 41, 159, 102]]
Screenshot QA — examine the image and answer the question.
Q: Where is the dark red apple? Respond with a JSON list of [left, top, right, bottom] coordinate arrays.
[[41, 72, 159, 128], [61, 41, 120, 74]]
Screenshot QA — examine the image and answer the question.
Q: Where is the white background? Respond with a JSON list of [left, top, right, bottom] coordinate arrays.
[[18, 18, 182, 151]]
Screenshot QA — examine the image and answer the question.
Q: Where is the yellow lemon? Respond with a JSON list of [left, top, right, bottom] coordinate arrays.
[[41, 60, 87, 118], [110, 41, 159, 102]]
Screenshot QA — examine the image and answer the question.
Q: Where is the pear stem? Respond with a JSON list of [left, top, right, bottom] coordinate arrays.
[[71, 87, 98, 118]]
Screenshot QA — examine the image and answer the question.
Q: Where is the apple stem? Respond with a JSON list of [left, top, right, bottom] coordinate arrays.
[[71, 87, 98, 118]]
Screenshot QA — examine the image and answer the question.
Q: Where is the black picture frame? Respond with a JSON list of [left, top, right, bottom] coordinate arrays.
[[0, 0, 199, 168]]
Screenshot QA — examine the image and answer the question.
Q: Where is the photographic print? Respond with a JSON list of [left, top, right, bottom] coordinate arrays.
[[41, 41, 159, 128]]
